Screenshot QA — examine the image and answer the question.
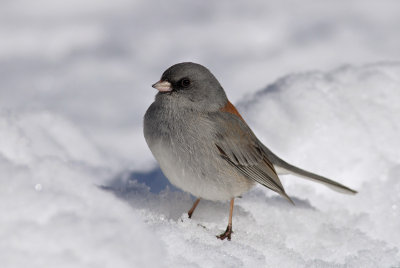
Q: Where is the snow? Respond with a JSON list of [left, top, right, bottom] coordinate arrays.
[[1, 0, 400, 267], [0, 111, 166, 268]]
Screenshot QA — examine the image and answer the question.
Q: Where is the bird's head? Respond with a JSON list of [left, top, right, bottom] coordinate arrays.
[[152, 62, 228, 111]]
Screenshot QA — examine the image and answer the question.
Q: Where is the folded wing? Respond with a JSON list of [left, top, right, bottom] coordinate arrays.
[[210, 111, 294, 204]]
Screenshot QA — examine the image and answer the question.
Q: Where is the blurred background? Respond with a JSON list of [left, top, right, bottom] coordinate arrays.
[[1, 0, 399, 170]]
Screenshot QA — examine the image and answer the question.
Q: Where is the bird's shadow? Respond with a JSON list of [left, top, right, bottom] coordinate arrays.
[[101, 166, 315, 222], [101, 167, 195, 220], [126, 167, 180, 193]]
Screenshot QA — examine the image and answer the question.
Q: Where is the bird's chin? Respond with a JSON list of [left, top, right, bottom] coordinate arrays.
[[156, 90, 176, 98], [158, 90, 174, 95]]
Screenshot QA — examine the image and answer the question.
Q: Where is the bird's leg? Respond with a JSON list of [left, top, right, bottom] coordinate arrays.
[[188, 198, 201, 219], [217, 198, 234, 241]]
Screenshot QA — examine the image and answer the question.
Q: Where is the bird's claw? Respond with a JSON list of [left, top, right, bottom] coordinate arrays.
[[217, 225, 233, 241]]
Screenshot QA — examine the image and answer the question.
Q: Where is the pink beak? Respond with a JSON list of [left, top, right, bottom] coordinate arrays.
[[152, 80, 172, 92]]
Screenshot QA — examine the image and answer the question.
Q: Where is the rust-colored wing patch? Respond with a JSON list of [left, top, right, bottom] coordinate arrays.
[[220, 100, 244, 121]]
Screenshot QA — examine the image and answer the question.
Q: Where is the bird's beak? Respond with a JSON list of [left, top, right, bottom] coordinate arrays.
[[152, 80, 172, 92]]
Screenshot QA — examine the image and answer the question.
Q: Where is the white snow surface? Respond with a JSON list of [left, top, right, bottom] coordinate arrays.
[[2, 63, 399, 267], [1, 1, 400, 267]]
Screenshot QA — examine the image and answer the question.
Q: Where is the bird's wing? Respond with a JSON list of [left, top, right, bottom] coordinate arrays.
[[209, 109, 293, 204], [213, 101, 356, 197]]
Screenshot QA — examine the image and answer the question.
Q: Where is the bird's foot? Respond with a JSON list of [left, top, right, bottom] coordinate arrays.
[[188, 212, 193, 219], [217, 225, 233, 241]]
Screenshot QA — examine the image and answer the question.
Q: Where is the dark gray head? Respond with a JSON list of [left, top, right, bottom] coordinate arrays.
[[152, 62, 228, 111]]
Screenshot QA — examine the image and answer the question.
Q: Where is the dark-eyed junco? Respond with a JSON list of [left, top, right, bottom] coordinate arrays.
[[144, 62, 357, 240]]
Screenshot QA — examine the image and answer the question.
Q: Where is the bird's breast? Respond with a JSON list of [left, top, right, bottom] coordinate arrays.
[[143, 101, 254, 200]]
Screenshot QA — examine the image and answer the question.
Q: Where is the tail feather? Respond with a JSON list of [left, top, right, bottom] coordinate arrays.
[[282, 191, 296, 205], [276, 162, 357, 194], [261, 144, 357, 195]]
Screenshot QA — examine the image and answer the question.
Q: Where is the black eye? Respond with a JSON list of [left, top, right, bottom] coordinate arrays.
[[180, 78, 191, 88]]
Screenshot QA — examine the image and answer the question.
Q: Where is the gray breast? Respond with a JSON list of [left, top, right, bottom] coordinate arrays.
[[143, 98, 254, 201]]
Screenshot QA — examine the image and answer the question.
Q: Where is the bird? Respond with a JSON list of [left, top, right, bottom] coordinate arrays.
[[143, 62, 357, 240]]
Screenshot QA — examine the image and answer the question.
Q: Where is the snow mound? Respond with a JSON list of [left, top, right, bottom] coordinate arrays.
[[0, 111, 165, 268], [241, 62, 400, 190]]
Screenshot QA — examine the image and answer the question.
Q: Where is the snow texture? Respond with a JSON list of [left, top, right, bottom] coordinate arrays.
[[1, 0, 400, 267]]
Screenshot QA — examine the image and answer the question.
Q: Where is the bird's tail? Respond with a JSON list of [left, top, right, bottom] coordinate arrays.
[[262, 145, 357, 194]]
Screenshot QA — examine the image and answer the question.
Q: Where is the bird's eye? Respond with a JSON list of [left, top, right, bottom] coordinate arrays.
[[180, 78, 191, 88]]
